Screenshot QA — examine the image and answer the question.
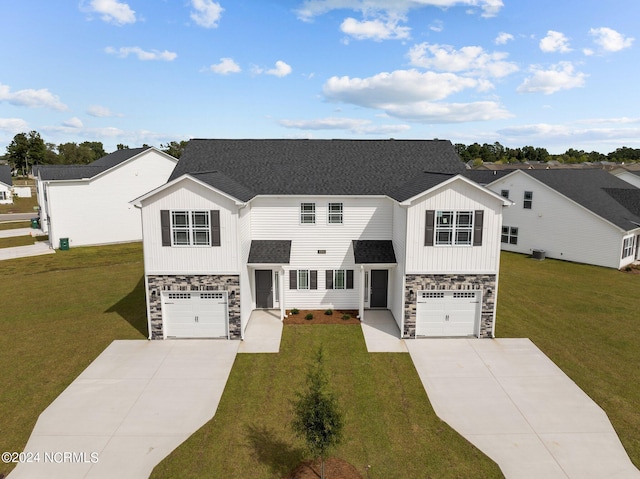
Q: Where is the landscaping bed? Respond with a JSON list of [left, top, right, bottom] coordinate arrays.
[[284, 309, 360, 325]]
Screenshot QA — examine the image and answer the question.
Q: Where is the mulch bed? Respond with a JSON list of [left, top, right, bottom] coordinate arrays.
[[284, 309, 360, 325], [285, 458, 364, 479]]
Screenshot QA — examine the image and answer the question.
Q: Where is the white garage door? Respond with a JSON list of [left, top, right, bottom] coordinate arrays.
[[415, 291, 480, 337], [162, 291, 228, 338]]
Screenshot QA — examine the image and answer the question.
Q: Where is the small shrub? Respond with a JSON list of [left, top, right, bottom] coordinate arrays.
[[291, 308, 299, 315], [324, 309, 333, 315], [342, 314, 351, 321], [305, 313, 314, 320]]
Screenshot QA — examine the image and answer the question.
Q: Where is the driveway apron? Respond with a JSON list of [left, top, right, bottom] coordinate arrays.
[[9, 339, 239, 479], [407, 338, 640, 479]]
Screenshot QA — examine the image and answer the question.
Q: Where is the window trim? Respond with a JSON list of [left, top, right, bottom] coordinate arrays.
[[300, 202, 316, 224], [500, 189, 510, 199], [501, 226, 519, 245], [622, 236, 635, 259], [523, 191, 533, 209], [170, 210, 212, 247], [298, 269, 310, 289], [434, 210, 474, 246], [328, 202, 343, 224]]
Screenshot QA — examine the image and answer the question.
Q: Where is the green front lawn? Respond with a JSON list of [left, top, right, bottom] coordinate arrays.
[[0, 242, 147, 477], [151, 325, 502, 479], [0, 195, 38, 214], [497, 252, 640, 469], [0, 221, 31, 231], [0, 234, 48, 249]]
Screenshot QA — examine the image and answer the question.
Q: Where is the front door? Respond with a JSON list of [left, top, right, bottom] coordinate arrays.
[[255, 269, 273, 308], [370, 269, 388, 308]]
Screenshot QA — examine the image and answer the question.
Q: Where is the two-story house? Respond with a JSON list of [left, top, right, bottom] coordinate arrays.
[[132, 139, 510, 341]]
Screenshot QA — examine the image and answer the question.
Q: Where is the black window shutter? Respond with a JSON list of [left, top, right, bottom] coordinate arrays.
[[160, 210, 171, 246], [346, 270, 354, 289], [325, 270, 333, 289], [289, 270, 297, 289], [425, 210, 435, 246], [310, 270, 317, 290], [210, 210, 220, 246], [473, 210, 484, 246]]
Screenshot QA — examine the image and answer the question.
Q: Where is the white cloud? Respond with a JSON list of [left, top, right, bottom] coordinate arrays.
[[539, 30, 572, 53], [296, 0, 504, 20], [588, 27, 634, 53], [382, 100, 512, 122], [87, 105, 119, 117], [84, 0, 136, 25], [0, 83, 67, 111], [208, 58, 241, 75], [266, 60, 293, 77], [408, 43, 518, 78], [279, 117, 411, 134], [517, 62, 587, 95], [190, 0, 223, 28], [497, 122, 640, 148], [105, 46, 177, 61], [340, 16, 411, 40], [62, 117, 84, 128], [0, 118, 29, 134], [495, 32, 513, 45], [429, 20, 443, 32]]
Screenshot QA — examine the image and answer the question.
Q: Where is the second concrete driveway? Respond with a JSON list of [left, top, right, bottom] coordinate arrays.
[[9, 340, 239, 479], [407, 338, 640, 479]]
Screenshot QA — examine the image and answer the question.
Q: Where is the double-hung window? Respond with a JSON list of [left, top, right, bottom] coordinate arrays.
[[300, 203, 316, 224], [298, 270, 310, 289], [501, 226, 518, 245], [171, 211, 211, 246], [501, 189, 510, 199], [523, 191, 533, 209], [328, 202, 343, 224], [622, 236, 635, 259], [435, 211, 473, 246]]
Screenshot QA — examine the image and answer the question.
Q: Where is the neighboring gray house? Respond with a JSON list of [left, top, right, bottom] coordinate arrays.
[[0, 164, 12, 204], [132, 139, 510, 341], [611, 167, 640, 189], [472, 169, 640, 269]]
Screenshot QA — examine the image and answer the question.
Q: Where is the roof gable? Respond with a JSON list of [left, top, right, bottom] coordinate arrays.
[[169, 139, 466, 199]]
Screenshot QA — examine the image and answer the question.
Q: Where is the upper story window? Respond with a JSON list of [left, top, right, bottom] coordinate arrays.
[[161, 209, 220, 247], [328, 202, 343, 224], [300, 203, 316, 224], [435, 211, 473, 246], [501, 189, 510, 199], [523, 191, 533, 209]]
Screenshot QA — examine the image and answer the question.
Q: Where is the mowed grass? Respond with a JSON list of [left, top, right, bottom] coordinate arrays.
[[0, 234, 48, 248], [496, 252, 640, 468], [151, 325, 502, 479], [0, 242, 147, 477], [0, 194, 38, 214], [0, 220, 31, 231]]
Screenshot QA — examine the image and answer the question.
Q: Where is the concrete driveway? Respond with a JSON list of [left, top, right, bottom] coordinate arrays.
[[9, 340, 239, 479], [407, 338, 640, 479]]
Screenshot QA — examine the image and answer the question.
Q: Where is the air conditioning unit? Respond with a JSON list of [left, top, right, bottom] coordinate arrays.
[[532, 249, 546, 260]]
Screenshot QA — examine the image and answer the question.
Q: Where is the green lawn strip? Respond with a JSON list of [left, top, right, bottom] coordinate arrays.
[[496, 251, 640, 468], [0, 221, 31, 231], [0, 234, 48, 249], [0, 245, 147, 477], [0, 195, 39, 214], [151, 325, 502, 479]]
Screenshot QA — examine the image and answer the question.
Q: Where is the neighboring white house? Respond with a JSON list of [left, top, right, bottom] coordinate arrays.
[[35, 147, 178, 249], [132, 139, 510, 341], [478, 169, 640, 269], [0, 165, 12, 204], [611, 167, 640, 189]]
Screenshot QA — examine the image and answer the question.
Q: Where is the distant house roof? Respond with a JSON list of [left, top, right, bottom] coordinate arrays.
[[247, 240, 291, 264], [36, 147, 153, 181], [352, 240, 397, 264], [495, 169, 640, 231], [169, 139, 466, 201], [0, 164, 12, 186], [463, 169, 512, 186]]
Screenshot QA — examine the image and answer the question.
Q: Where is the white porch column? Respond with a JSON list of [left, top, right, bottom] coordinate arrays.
[[280, 267, 286, 320], [358, 265, 365, 321]]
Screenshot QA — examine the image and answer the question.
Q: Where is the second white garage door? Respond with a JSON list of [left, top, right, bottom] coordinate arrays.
[[162, 291, 228, 338], [416, 291, 480, 337]]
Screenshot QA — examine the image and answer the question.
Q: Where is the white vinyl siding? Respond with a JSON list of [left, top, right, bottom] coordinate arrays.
[[405, 179, 503, 274]]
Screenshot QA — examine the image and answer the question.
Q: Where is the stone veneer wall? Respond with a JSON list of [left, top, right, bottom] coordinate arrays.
[[147, 275, 241, 340], [404, 274, 496, 339]]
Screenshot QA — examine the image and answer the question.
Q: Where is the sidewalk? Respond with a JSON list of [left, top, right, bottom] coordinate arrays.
[[0, 241, 55, 261]]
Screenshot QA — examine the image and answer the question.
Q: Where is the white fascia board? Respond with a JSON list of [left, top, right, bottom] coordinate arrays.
[[490, 169, 636, 234], [130, 174, 246, 207], [400, 174, 513, 206]]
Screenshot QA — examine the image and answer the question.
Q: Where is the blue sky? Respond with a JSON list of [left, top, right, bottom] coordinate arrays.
[[0, 0, 638, 154]]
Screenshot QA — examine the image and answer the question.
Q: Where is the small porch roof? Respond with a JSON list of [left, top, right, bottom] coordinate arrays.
[[247, 240, 292, 264], [352, 240, 397, 264]]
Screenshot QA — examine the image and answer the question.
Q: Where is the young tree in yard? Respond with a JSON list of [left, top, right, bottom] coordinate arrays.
[[291, 348, 344, 479]]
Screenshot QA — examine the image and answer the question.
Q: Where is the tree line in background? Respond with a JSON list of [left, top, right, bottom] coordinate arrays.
[[2, 130, 188, 175], [455, 142, 640, 166], [3, 130, 640, 175]]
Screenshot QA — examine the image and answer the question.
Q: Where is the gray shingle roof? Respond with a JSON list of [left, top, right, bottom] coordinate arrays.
[[170, 139, 465, 200], [463, 169, 512, 186], [519, 169, 640, 231], [247, 240, 292, 263], [37, 147, 151, 181], [0, 164, 12, 186], [352, 240, 397, 264]]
